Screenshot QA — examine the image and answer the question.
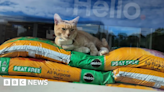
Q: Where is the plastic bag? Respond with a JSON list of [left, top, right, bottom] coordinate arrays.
[[113, 67, 164, 89], [0, 57, 114, 85]]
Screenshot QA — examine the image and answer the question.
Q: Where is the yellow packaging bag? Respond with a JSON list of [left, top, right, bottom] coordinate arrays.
[[8, 58, 80, 82], [104, 47, 164, 72], [69, 47, 164, 72], [106, 84, 155, 90], [2, 37, 164, 72], [113, 67, 164, 89], [0, 37, 71, 64], [0, 57, 114, 85]]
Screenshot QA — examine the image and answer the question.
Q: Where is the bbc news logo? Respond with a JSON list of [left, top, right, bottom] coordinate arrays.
[[3, 79, 48, 86]]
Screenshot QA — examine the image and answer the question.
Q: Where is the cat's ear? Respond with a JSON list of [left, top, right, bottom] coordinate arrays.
[[54, 13, 62, 25], [71, 16, 79, 24]]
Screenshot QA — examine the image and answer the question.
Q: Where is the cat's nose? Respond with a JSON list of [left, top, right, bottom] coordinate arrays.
[[67, 34, 70, 36]]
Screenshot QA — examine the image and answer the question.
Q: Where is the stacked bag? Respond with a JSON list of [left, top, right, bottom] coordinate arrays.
[[0, 37, 164, 91]]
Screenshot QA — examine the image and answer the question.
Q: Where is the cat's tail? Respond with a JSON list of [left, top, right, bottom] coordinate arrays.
[[102, 38, 110, 50]]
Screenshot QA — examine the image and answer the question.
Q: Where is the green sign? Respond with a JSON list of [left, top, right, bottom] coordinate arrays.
[[13, 66, 41, 74], [0, 57, 10, 75], [111, 60, 139, 66]]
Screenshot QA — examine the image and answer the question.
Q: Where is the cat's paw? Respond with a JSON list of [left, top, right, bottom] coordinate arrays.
[[83, 47, 90, 53], [58, 38, 73, 45], [62, 44, 75, 50], [90, 50, 98, 56], [74, 47, 90, 53], [98, 47, 109, 56]]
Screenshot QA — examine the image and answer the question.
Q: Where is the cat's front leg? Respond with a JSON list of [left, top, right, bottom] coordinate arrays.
[[98, 47, 109, 56], [74, 47, 90, 53], [62, 44, 75, 50], [56, 38, 73, 46], [55, 37, 74, 50], [87, 42, 99, 56]]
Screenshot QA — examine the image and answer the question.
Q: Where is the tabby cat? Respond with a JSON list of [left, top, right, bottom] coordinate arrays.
[[54, 14, 110, 56]]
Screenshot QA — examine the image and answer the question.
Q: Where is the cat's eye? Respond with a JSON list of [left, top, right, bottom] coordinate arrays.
[[62, 28, 66, 30], [71, 29, 74, 31]]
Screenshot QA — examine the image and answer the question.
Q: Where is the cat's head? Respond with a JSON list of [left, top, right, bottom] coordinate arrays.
[[54, 13, 79, 40]]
